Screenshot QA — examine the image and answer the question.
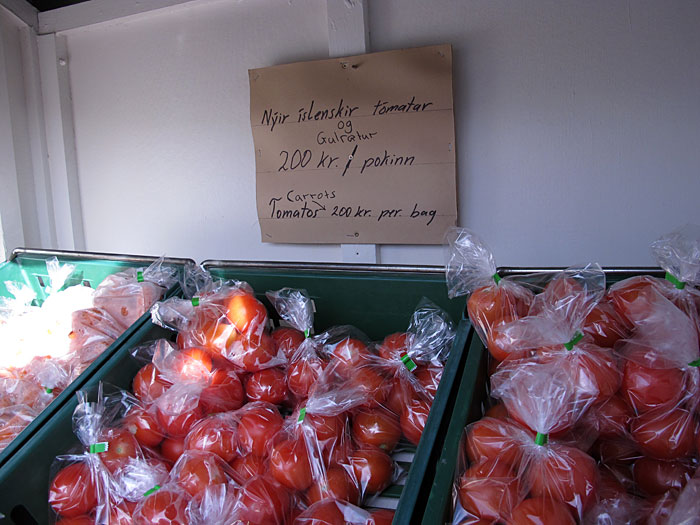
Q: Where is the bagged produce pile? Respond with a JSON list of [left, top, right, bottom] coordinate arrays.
[[446, 225, 700, 525], [0, 258, 178, 452], [46, 264, 457, 524]]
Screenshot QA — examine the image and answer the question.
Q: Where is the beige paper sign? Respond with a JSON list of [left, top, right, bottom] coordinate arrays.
[[249, 44, 457, 244]]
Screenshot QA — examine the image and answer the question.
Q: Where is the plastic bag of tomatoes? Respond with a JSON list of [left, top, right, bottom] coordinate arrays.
[[93, 257, 179, 332], [266, 287, 324, 400], [648, 224, 700, 332], [375, 298, 456, 445], [151, 277, 287, 373], [445, 228, 535, 348], [48, 385, 171, 524]]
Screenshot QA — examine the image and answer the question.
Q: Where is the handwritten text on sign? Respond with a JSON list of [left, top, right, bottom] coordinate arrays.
[[249, 44, 457, 244]]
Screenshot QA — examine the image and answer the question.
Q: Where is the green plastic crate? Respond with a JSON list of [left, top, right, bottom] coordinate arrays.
[[422, 267, 664, 525], [0, 261, 468, 524], [0, 250, 191, 476]]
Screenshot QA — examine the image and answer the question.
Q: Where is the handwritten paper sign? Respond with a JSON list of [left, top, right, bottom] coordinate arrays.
[[249, 44, 457, 244]]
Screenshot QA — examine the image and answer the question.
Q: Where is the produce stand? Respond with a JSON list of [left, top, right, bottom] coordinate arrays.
[[0, 261, 468, 524]]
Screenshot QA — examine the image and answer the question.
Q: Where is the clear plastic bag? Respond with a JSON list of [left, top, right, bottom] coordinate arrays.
[[445, 228, 535, 349], [186, 482, 238, 525], [0, 404, 37, 451], [488, 356, 600, 519], [649, 224, 700, 334], [93, 257, 178, 331], [151, 276, 283, 372], [266, 287, 314, 337], [294, 498, 374, 524]]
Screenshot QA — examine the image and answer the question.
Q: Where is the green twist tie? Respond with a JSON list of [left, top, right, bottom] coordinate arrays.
[[191, 297, 200, 306], [534, 432, 548, 446], [136, 271, 144, 283], [665, 272, 686, 290], [304, 329, 310, 338], [400, 353, 417, 372], [88, 442, 109, 454], [492, 273, 502, 284], [45, 388, 53, 394], [689, 359, 700, 367], [297, 407, 306, 423], [564, 331, 584, 351], [143, 485, 161, 497]]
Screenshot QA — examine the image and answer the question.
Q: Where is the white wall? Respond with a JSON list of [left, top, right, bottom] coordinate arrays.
[[0, 5, 46, 259], [58, 0, 700, 266]]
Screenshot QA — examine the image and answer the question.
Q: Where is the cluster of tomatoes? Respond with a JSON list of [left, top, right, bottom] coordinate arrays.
[[453, 266, 700, 525], [1, 263, 174, 455], [47, 281, 453, 524]]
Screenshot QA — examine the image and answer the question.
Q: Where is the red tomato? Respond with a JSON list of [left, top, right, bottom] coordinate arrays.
[[385, 376, 408, 416], [630, 407, 696, 460], [593, 437, 640, 465], [486, 318, 529, 362], [287, 356, 325, 399], [231, 333, 277, 372], [639, 491, 678, 525], [174, 347, 213, 382], [467, 283, 531, 339], [457, 459, 519, 521], [200, 368, 244, 413], [185, 415, 238, 463], [377, 332, 410, 361], [194, 312, 239, 353], [597, 470, 628, 500], [123, 408, 163, 448], [509, 497, 575, 525], [483, 404, 510, 421], [175, 451, 227, 497], [621, 357, 686, 413], [525, 445, 598, 516], [401, 397, 431, 446], [583, 300, 630, 348], [353, 407, 402, 452], [329, 337, 372, 373], [306, 466, 360, 505], [322, 434, 355, 467], [271, 327, 305, 359], [294, 499, 345, 525], [48, 463, 98, 518], [540, 346, 621, 405], [585, 395, 633, 439], [132, 364, 171, 404], [235, 476, 291, 525], [160, 437, 185, 463], [608, 276, 660, 324], [156, 402, 204, 438], [98, 427, 140, 473], [536, 277, 596, 316], [269, 436, 313, 490], [229, 454, 267, 484], [109, 500, 135, 525], [305, 412, 347, 443], [245, 367, 288, 405], [415, 366, 442, 400], [368, 509, 396, 525], [348, 447, 393, 494], [237, 403, 283, 457], [133, 488, 189, 525], [350, 366, 390, 407], [225, 292, 268, 335], [633, 457, 693, 496]]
